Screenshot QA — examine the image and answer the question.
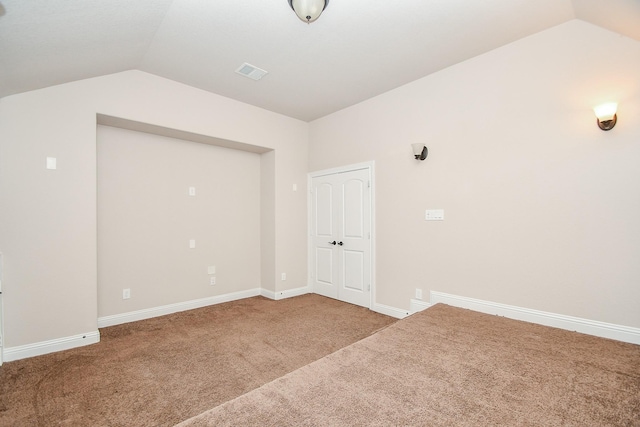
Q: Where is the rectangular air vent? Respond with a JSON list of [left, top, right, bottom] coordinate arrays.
[[235, 63, 268, 81]]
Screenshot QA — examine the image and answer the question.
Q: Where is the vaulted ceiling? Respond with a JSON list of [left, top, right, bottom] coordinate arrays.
[[1, 0, 639, 121]]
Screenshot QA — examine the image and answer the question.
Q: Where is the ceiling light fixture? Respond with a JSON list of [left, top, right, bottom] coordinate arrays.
[[288, 0, 329, 24]]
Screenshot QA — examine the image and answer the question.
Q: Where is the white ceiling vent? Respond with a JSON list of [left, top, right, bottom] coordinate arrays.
[[235, 63, 268, 81]]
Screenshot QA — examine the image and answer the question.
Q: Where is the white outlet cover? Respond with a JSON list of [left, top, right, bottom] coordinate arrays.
[[210, 276, 216, 285], [188, 186, 196, 196], [189, 239, 196, 248], [46, 157, 57, 170], [281, 273, 286, 281]]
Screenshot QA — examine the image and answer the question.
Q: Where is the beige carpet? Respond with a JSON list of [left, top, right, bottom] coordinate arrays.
[[0, 294, 396, 426], [178, 304, 640, 427]]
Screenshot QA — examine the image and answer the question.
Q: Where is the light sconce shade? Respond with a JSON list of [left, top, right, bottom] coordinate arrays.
[[412, 143, 428, 161], [594, 102, 617, 131], [288, 0, 329, 23]]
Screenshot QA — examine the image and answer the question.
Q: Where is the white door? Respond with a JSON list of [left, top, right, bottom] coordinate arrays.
[[310, 168, 371, 308]]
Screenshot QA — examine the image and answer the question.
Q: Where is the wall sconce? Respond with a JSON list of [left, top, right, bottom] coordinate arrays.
[[594, 103, 617, 131], [412, 143, 428, 161]]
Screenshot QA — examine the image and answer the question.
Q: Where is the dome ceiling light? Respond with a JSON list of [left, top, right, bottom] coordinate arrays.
[[288, 0, 329, 24]]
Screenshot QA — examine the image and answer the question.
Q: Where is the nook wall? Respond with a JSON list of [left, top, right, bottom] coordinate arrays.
[[97, 125, 261, 317]]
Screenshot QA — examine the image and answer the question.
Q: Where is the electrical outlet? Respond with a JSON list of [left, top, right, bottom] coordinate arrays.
[[281, 273, 286, 281], [189, 239, 196, 249], [210, 277, 216, 285], [46, 157, 57, 170], [123, 288, 131, 299], [415, 288, 423, 300]]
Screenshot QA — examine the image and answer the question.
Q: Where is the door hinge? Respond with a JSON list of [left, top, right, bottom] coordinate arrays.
[[367, 284, 371, 291], [368, 180, 371, 188]]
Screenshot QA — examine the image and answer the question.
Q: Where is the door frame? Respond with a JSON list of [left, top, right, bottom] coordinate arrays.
[[307, 161, 376, 309], [0, 253, 4, 366]]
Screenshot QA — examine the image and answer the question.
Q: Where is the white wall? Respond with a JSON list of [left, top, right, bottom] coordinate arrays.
[[260, 150, 276, 294], [97, 125, 261, 316], [0, 71, 308, 349], [309, 20, 640, 328], [1, 19, 638, 356]]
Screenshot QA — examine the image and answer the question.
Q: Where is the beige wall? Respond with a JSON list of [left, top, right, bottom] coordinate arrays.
[[260, 151, 276, 294], [1, 19, 638, 353], [309, 20, 640, 328], [0, 71, 308, 348], [97, 125, 261, 316]]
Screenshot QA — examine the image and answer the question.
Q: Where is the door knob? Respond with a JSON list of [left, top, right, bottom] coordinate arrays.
[[329, 241, 337, 245], [337, 241, 343, 246]]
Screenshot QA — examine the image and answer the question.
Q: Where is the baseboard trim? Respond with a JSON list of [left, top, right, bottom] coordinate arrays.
[[372, 302, 410, 319], [98, 288, 262, 328], [430, 291, 640, 345], [409, 298, 432, 314], [261, 286, 310, 301], [4, 330, 100, 362]]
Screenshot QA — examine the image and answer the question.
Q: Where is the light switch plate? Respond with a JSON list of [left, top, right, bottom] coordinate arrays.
[[425, 209, 444, 221], [188, 187, 196, 196], [189, 239, 196, 249], [208, 265, 216, 275]]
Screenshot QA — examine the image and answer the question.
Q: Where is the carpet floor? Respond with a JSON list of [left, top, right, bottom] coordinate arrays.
[[0, 294, 396, 426], [178, 303, 640, 427]]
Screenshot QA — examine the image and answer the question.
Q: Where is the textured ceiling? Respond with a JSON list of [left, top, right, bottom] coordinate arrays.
[[0, 0, 639, 121]]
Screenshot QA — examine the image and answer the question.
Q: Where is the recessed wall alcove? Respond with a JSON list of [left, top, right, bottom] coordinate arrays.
[[96, 114, 276, 322]]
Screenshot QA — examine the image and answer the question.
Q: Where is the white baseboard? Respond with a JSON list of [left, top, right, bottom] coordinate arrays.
[[5, 287, 300, 362], [261, 285, 310, 301], [372, 302, 410, 319], [430, 291, 640, 345], [409, 298, 432, 314], [4, 330, 100, 362], [98, 288, 262, 328]]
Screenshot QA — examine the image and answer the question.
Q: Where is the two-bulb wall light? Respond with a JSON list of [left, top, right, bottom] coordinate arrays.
[[594, 102, 618, 131], [412, 143, 428, 161]]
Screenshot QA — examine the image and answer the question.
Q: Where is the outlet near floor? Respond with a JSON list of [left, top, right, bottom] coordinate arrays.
[[123, 288, 131, 299]]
